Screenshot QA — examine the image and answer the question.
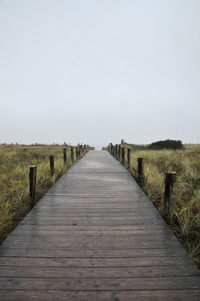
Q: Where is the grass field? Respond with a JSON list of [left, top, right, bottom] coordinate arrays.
[[117, 143, 200, 266], [0, 144, 86, 243]]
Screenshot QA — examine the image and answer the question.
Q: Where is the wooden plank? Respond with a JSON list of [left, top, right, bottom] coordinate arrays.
[[0, 248, 187, 258], [2, 240, 181, 250], [20, 216, 166, 223], [0, 265, 199, 278], [4, 234, 178, 244], [24, 211, 161, 217], [0, 290, 200, 301], [9, 224, 170, 232], [21, 218, 165, 225], [0, 256, 195, 267], [20, 215, 166, 225], [0, 276, 200, 290], [30, 205, 154, 209], [9, 229, 173, 237]]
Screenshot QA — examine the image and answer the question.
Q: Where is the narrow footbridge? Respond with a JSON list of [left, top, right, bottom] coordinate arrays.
[[0, 151, 200, 300]]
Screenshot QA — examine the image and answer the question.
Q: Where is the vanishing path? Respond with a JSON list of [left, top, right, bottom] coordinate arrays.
[[0, 150, 200, 300]]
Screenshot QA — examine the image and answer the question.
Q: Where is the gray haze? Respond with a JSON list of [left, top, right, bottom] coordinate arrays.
[[1, 0, 200, 149]]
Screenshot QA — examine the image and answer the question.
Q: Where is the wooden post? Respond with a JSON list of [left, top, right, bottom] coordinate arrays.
[[111, 145, 114, 156], [164, 172, 176, 216], [49, 155, 54, 176], [118, 145, 121, 160], [63, 148, 67, 164], [110, 143, 112, 155], [71, 146, 74, 163], [122, 147, 125, 163], [115, 144, 118, 158], [29, 166, 37, 208], [112, 145, 115, 156], [76, 146, 79, 159], [138, 158, 143, 182], [127, 148, 130, 166]]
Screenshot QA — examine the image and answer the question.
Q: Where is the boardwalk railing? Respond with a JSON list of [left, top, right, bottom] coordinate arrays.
[[108, 143, 176, 217], [29, 144, 92, 208]]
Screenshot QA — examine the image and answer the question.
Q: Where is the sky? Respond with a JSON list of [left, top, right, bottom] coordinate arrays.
[[0, 0, 200, 149]]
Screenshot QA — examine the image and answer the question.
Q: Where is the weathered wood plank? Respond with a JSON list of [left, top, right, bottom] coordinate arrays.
[[0, 276, 200, 290], [23, 212, 162, 218], [0, 247, 187, 258], [20, 217, 166, 226], [0, 290, 200, 301], [9, 229, 173, 237], [4, 233, 178, 243], [0, 265, 199, 278], [8, 224, 170, 232], [1, 238, 179, 250], [0, 256, 193, 267]]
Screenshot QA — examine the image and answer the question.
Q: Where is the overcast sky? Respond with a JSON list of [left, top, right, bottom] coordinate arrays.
[[0, 0, 200, 148]]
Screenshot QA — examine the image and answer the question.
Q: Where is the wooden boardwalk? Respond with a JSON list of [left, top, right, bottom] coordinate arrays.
[[0, 150, 200, 300]]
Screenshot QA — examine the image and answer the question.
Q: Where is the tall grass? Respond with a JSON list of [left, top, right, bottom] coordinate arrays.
[[0, 144, 84, 243], [120, 145, 200, 266]]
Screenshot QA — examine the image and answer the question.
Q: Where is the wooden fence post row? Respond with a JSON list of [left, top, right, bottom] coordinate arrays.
[[29, 146, 89, 209], [164, 172, 176, 216], [29, 165, 37, 208], [109, 144, 131, 164], [109, 144, 177, 215], [64, 146, 86, 165], [109, 143, 121, 158]]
